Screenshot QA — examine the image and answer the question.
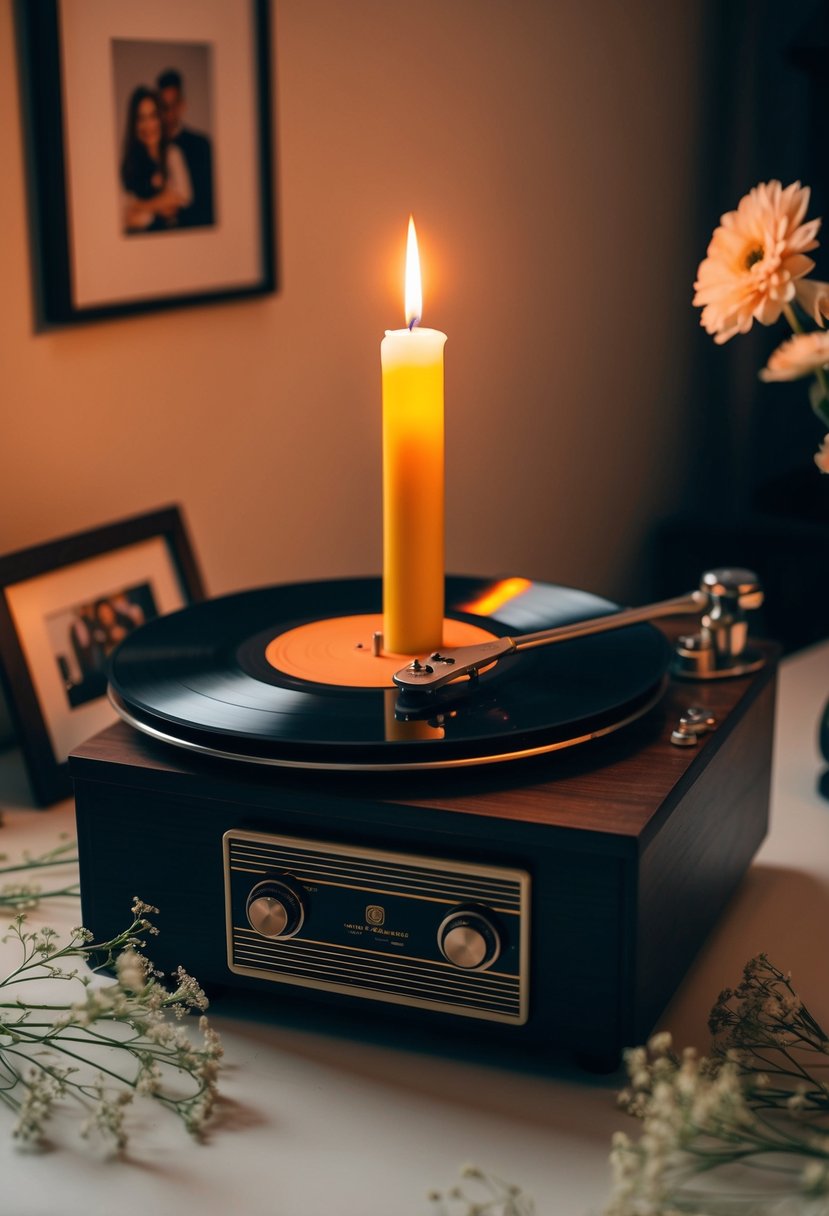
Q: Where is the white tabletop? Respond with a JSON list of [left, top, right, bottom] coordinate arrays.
[[0, 644, 827, 1216]]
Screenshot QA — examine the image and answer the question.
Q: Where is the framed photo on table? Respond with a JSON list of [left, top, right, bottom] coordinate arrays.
[[0, 506, 205, 805], [18, 0, 276, 325]]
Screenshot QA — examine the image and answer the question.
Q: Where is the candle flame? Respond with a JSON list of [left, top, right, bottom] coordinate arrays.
[[404, 215, 422, 329]]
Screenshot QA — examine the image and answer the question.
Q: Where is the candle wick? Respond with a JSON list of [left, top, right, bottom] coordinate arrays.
[[408, 317, 420, 331]]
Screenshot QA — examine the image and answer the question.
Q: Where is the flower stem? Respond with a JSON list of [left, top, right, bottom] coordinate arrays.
[[783, 302, 829, 427], [812, 380, 829, 429], [783, 303, 804, 334]]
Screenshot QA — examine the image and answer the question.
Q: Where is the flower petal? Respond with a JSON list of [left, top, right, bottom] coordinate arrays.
[[760, 331, 829, 380], [694, 181, 823, 339], [795, 278, 829, 327]]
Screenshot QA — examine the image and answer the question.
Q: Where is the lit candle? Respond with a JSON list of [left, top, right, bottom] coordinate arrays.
[[381, 216, 446, 655]]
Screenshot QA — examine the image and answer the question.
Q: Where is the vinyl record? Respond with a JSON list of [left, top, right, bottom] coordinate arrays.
[[108, 576, 671, 770]]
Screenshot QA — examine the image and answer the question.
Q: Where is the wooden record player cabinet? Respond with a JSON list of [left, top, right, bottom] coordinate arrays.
[[71, 644, 776, 1068]]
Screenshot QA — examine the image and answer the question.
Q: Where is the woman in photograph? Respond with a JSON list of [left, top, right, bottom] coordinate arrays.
[[120, 85, 192, 234], [92, 599, 130, 655]]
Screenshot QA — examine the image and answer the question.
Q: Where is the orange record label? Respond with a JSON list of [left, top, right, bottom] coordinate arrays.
[[265, 614, 496, 689]]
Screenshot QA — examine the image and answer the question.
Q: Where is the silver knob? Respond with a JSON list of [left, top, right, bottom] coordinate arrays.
[[246, 878, 305, 939], [437, 908, 501, 971], [670, 706, 718, 747], [700, 568, 763, 611], [697, 568, 763, 663]]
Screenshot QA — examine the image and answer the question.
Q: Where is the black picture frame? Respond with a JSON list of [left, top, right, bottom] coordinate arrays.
[[17, 0, 276, 326], [0, 506, 205, 805]]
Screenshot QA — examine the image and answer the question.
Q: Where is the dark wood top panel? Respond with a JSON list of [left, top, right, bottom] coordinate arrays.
[[70, 634, 777, 842]]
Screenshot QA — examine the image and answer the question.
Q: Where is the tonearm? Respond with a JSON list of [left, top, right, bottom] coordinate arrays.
[[392, 568, 764, 694]]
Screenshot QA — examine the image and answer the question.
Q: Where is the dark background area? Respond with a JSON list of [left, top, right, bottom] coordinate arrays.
[[655, 0, 829, 652]]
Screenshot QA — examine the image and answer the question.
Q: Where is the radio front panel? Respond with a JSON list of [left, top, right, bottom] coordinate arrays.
[[223, 830, 530, 1024]]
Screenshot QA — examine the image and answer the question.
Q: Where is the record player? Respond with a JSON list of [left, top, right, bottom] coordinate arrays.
[[70, 567, 776, 1068]]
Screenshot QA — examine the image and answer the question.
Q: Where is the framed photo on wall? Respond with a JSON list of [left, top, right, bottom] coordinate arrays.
[[18, 0, 276, 325], [0, 506, 205, 805]]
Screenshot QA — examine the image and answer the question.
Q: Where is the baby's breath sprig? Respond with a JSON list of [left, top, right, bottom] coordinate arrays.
[[0, 898, 222, 1154], [428, 1164, 534, 1215], [0, 837, 80, 913], [709, 954, 829, 1116], [607, 957, 829, 1216]]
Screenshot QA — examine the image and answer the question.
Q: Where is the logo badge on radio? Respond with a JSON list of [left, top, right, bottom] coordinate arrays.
[[365, 904, 385, 926]]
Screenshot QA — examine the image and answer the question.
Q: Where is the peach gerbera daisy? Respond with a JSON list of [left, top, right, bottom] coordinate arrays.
[[693, 180, 820, 344], [760, 331, 829, 381], [815, 435, 829, 473]]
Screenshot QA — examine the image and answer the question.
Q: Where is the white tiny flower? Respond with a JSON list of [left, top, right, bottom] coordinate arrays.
[[116, 949, 147, 993]]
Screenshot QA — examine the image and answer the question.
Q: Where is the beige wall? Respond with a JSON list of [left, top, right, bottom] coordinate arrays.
[[0, 2, 704, 673]]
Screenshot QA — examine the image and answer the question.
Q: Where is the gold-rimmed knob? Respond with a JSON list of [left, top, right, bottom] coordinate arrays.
[[437, 907, 501, 971], [246, 878, 305, 939]]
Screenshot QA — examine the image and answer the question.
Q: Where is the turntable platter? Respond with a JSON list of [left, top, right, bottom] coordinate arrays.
[[108, 576, 671, 770]]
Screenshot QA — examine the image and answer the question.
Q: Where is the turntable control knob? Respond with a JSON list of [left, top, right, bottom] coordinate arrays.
[[246, 877, 305, 939], [437, 907, 501, 971]]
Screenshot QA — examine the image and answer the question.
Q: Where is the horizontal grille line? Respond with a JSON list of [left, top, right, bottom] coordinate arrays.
[[233, 927, 519, 978], [232, 939, 517, 995], [231, 871, 518, 914], [229, 851, 521, 903], [229, 842, 519, 891], [232, 952, 520, 1011]]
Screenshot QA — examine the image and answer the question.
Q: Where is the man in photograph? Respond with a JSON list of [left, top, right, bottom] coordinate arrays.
[[157, 68, 214, 228]]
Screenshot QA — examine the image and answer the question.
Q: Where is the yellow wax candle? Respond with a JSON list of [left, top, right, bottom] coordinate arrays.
[[381, 216, 446, 655]]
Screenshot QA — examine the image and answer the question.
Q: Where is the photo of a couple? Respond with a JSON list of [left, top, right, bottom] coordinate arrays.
[[114, 42, 215, 236], [47, 581, 159, 709], [23, 4, 273, 323]]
